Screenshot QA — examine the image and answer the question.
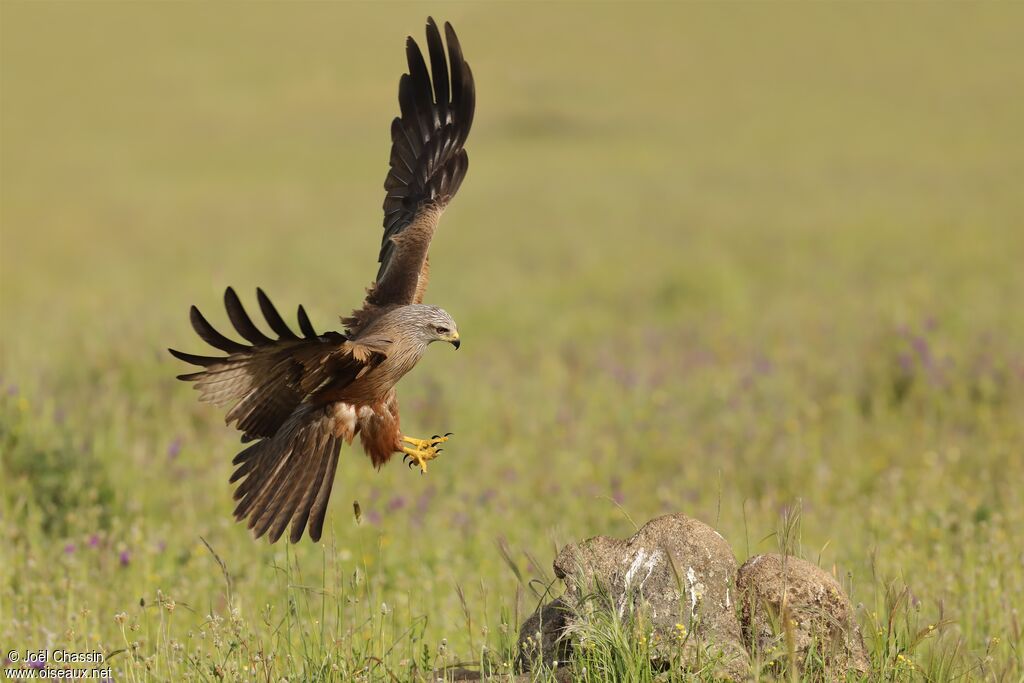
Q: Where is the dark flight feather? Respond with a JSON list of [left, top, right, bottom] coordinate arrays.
[[224, 287, 274, 345], [344, 17, 475, 333], [297, 305, 317, 338], [257, 287, 299, 340]]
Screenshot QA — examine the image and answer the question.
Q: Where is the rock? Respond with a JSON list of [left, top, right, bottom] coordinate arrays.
[[552, 513, 750, 680], [516, 597, 572, 672], [435, 668, 483, 681], [437, 665, 574, 682], [736, 554, 869, 678]]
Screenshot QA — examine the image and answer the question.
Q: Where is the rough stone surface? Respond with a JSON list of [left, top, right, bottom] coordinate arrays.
[[552, 513, 750, 680], [736, 554, 869, 678], [516, 597, 572, 672], [437, 666, 574, 682]]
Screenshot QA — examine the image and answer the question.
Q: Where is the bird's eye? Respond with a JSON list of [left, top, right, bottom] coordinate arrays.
[[435, 325, 449, 335]]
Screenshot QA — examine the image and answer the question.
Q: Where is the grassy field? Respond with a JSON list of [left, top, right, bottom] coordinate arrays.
[[2, 3, 1023, 681]]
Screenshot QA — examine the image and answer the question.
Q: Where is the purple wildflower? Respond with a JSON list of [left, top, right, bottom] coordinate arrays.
[[167, 437, 182, 460], [29, 659, 45, 669], [365, 510, 381, 526], [386, 495, 406, 512], [64, 543, 77, 555], [911, 335, 932, 363], [119, 549, 131, 567], [609, 362, 638, 388], [88, 534, 101, 548], [753, 354, 773, 375], [6, 384, 17, 397]]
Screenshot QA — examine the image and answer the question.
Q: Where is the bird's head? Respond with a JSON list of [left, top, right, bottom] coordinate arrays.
[[410, 305, 460, 349]]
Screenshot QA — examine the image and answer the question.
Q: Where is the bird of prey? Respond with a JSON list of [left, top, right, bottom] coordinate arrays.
[[169, 18, 474, 543]]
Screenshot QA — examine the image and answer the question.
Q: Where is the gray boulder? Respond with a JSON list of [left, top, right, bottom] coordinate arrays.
[[516, 597, 572, 672], [435, 667, 573, 682], [736, 554, 869, 679], [551, 513, 750, 680]]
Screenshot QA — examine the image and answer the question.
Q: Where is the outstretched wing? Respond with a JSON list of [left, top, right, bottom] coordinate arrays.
[[171, 288, 389, 543], [344, 17, 475, 334], [170, 287, 386, 441]]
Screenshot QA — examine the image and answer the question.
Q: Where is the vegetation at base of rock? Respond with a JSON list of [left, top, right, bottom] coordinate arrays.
[[737, 553, 869, 678]]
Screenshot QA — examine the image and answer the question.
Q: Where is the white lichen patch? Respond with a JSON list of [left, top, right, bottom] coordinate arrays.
[[619, 547, 663, 616], [685, 566, 705, 617]]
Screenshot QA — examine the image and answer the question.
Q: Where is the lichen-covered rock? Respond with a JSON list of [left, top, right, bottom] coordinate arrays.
[[436, 666, 574, 682], [736, 554, 869, 679], [516, 597, 572, 672], [552, 513, 749, 680]]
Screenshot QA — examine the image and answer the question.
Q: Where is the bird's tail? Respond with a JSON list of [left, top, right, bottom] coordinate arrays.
[[229, 404, 342, 543]]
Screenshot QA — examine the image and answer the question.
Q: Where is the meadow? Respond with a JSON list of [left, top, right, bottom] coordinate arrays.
[[2, 3, 1022, 681]]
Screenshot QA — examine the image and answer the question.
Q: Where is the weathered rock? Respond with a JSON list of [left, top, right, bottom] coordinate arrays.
[[552, 513, 750, 680], [736, 554, 869, 679], [516, 597, 572, 672], [437, 665, 574, 682]]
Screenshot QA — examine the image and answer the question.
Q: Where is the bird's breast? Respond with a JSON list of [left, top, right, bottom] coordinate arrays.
[[330, 349, 421, 404]]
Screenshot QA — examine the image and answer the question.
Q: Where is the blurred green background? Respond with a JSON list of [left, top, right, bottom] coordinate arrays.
[[2, 2, 1023, 679]]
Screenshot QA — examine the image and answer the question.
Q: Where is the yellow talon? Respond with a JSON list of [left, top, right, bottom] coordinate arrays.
[[399, 434, 450, 473], [401, 445, 439, 473]]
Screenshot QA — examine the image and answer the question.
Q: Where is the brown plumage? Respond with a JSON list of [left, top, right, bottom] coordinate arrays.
[[169, 18, 474, 544]]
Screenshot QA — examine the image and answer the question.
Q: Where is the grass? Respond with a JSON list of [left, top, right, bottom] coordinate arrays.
[[2, 2, 1023, 681]]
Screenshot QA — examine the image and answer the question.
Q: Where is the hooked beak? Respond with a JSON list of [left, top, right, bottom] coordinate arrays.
[[449, 331, 460, 350]]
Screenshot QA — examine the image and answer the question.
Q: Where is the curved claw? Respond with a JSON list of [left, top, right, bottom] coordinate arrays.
[[444, 432, 453, 437], [408, 460, 416, 469], [431, 434, 440, 440], [436, 448, 444, 454]]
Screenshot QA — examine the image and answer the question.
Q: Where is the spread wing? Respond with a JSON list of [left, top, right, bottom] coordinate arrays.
[[170, 288, 389, 543], [170, 287, 386, 442], [344, 17, 475, 334]]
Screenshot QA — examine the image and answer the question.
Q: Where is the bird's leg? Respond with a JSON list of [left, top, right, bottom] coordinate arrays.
[[402, 433, 451, 449], [400, 433, 452, 473]]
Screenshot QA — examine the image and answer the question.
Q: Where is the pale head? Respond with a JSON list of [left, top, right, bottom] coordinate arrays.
[[408, 304, 460, 348], [366, 303, 459, 350]]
